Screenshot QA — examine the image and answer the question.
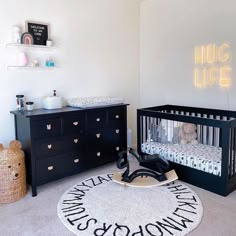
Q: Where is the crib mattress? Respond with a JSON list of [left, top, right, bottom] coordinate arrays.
[[141, 142, 222, 176]]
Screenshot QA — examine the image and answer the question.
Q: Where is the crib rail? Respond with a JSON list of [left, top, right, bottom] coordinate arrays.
[[144, 104, 236, 119], [229, 128, 236, 177], [138, 109, 230, 128]]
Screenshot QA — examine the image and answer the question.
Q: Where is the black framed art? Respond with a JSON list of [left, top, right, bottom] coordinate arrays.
[[25, 21, 49, 45]]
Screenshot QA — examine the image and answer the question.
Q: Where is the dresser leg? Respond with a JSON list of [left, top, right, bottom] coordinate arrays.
[[32, 185, 37, 197]]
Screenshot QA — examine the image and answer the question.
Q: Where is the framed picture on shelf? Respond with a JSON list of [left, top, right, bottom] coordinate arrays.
[[25, 21, 49, 45]]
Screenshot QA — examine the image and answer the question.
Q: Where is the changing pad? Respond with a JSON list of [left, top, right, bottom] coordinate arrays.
[[66, 96, 124, 108]]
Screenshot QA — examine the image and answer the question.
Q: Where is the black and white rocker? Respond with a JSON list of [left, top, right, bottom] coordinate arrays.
[[113, 148, 178, 187]]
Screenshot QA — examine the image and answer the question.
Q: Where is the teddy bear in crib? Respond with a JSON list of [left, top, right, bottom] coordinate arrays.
[[0, 140, 27, 203], [179, 123, 198, 145]]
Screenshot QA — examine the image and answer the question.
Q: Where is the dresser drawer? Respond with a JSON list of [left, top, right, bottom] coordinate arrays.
[[36, 152, 84, 185], [87, 128, 107, 145], [31, 118, 62, 139], [35, 135, 85, 158], [103, 128, 126, 145], [86, 145, 111, 167], [64, 112, 85, 135], [108, 107, 125, 126], [110, 142, 126, 156], [87, 109, 106, 128]]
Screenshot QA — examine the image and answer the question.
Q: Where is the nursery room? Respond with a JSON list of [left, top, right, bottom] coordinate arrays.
[[0, 0, 236, 235]]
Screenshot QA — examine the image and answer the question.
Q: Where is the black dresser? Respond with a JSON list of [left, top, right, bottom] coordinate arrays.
[[10, 104, 128, 196]]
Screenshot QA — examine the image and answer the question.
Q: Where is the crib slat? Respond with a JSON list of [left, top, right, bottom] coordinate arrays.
[[203, 114, 205, 143], [219, 116, 223, 147], [233, 128, 236, 176], [206, 114, 210, 145], [203, 114, 208, 144], [143, 116, 146, 144], [216, 116, 221, 147], [209, 115, 213, 146], [155, 118, 158, 142], [140, 115, 143, 145], [147, 116, 150, 141], [213, 115, 216, 146], [201, 113, 204, 143], [229, 129, 233, 177], [197, 113, 201, 143]]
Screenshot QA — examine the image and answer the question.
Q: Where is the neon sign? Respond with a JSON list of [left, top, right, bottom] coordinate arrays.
[[194, 43, 232, 88]]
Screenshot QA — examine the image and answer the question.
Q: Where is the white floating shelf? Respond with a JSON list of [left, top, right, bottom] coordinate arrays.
[[6, 43, 57, 50], [7, 66, 59, 71]]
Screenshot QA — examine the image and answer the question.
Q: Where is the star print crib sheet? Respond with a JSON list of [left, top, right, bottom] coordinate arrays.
[[141, 142, 222, 176]]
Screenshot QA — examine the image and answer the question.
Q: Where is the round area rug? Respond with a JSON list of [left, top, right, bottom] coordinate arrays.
[[58, 174, 203, 236]]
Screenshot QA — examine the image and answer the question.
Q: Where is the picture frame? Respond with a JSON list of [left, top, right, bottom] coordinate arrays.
[[25, 21, 49, 45]]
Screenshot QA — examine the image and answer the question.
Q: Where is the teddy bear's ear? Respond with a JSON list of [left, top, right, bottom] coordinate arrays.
[[9, 140, 22, 150], [0, 144, 4, 151]]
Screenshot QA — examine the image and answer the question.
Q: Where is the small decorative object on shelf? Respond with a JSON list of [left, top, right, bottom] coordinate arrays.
[[18, 52, 28, 66], [11, 25, 21, 44], [46, 58, 55, 67], [16, 95, 25, 111], [26, 102, 34, 111], [32, 59, 39, 67], [46, 39, 53, 47], [20, 32, 34, 45]]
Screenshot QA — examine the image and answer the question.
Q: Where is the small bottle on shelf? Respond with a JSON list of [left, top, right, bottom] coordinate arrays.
[[45, 58, 55, 67], [16, 95, 25, 111]]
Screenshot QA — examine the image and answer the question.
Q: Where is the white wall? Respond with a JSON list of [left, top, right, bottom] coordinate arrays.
[[140, 0, 236, 110], [0, 0, 140, 146]]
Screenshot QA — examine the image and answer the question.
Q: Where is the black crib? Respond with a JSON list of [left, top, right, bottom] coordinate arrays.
[[137, 104, 236, 196]]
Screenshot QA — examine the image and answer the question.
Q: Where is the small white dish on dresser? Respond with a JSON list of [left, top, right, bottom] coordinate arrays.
[[42, 96, 62, 109]]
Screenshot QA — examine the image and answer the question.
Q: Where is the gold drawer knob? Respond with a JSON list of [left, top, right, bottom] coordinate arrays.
[[116, 146, 120, 151], [48, 166, 54, 171], [115, 115, 119, 119], [73, 121, 78, 126], [74, 159, 79, 163], [97, 152, 101, 157], [116, 129, 120, 134], [46, 124, 51, 130], [74, 138, 78, 143], [96, 118, 100, 122], [96, 133, 101, 138], [48, 144, 52, 149]]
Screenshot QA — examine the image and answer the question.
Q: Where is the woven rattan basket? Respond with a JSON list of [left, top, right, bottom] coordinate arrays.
[[0, 140, 27, 203]]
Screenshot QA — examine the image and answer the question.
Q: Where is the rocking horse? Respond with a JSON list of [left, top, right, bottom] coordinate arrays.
[[113, 148, 178, 187]]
